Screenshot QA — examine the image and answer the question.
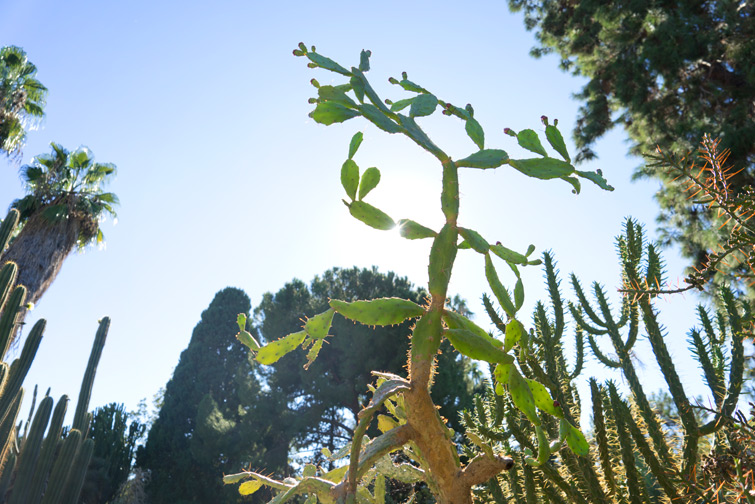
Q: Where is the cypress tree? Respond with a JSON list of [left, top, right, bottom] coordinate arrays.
[[138, 287, 276, 504]]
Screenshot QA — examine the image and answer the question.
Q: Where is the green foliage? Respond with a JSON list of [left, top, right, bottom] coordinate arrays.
[[138, 287, 277, 504], [0, 46, 47, 158], [251, 267, 480, 466], [227, 45, 611, 504], [79, 403, 145, 504], [11, 142, 119, 248], [508, 0, 755, 295], [465, 223, 753, 503]]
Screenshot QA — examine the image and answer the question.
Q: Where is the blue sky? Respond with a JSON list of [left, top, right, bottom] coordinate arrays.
[[1, 1, 708, 426]]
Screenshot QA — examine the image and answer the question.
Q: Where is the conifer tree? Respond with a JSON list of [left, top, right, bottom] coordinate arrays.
[[138, 288, 277, 504], [254, 267, 481, 467], [508, 1, 755, 288]]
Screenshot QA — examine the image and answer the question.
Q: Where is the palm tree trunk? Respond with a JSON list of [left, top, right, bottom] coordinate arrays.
[[0, 209, 80, 343]]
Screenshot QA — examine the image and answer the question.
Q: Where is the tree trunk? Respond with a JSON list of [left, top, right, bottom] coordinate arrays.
[[0, 209, 79, 343]]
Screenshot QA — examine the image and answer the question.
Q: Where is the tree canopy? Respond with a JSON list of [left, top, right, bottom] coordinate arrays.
[[509, 0, 755, 289], [138, 287, 277, 504], [0, 45, 46, 159], [253, 267, 481, 467]]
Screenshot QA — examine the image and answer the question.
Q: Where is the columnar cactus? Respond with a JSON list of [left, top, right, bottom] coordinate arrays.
[[227, 45, 613, 504], [464, 220, 753, 503], [0, 208, 112, 503]]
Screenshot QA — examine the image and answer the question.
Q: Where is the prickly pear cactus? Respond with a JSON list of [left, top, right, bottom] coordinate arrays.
[[227, 45, 613, 504]]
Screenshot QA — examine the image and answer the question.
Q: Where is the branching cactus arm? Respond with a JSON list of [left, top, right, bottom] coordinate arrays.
[[229, 44, 612, 504]]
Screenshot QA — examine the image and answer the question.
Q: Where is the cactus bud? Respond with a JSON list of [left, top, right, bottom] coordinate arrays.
[[503, 128, 515, 137], [293, 49, 304, 57], [310, 78, 320, 88], [401, 71, 408, 80], [540, 115, 548, 125], [388, 77, 399, 84]]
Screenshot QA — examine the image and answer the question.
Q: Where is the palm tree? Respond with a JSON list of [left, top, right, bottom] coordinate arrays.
[[1, 143, 118, 340], [0, 46, 47, 158]]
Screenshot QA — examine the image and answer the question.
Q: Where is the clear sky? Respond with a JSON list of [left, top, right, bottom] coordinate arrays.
[[1, 1, 708, 427]]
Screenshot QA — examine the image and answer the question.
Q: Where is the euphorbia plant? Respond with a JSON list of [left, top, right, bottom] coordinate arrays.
[[227, 44, 614, 504]]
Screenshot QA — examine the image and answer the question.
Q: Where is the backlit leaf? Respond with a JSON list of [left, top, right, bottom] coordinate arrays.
[[457, 149, 509, 169], [310, 102, 360, 125]]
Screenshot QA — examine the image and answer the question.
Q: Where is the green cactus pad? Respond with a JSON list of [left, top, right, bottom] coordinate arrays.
[[358, 167, 381, 200], [509, 157, 574, 180], [494, 362, 512, 388], [490, 243, 527, 265], [348, 200, 395, 230], [306, 51, 352, 76], [545, 124, 570, 162], [330, 298, 425, 326], [485, 254, 516, 317], [304, 308, 334, 339], [409, 93, 438, 118], [359, 103, 401, 133], [256, 330, 306, 365], [508, 365, 540, 425], [575, 169, 614, 191], [341, 159, 359, 200], [562, 419, 589, 456], [428, 224, 458, 296], [442, 310, 502, 348], [504, 318, 524, 352], [456, 149, 509, 169], [516, 129, 548, 157], [465, 117, 484, 150], [397, 219, 436, 240], [526, 378, 563, 418], [348, 131, 363, 159], [310, 101, 360, 125], [444, 329, 514, 364], [457, 227, 489, 254]]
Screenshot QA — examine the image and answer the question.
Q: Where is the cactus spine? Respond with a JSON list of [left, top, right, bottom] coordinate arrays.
[[465, 220, 751, 503]]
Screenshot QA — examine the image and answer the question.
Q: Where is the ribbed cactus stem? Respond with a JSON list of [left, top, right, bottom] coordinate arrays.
[[0, 209, 19, 253], [0, 285, 26, 360], [0, 262, 18, 314], [9, 395, 54, 504], [690, 327, 724, 401], [538, 462, 589, 504], [0, 319, 44, 427], [40, 428, 81, 504], [72, 317, 110, 433], [718, 288, 745, 421], [636, 296, 699, 479], [0, 388, 23, 474], [59, 438, 94, 504], [28, 395, 69, 504], [608, 383, 649, 504], [543, 252, 565, 337], [616, 394, 681, 501], [522, 462, 537, 504], [590, 380, 618, 496]]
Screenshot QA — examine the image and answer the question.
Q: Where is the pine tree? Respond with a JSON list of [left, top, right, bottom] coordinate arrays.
[[254, 267, 481, 468], [508, 1, 755, 290]]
